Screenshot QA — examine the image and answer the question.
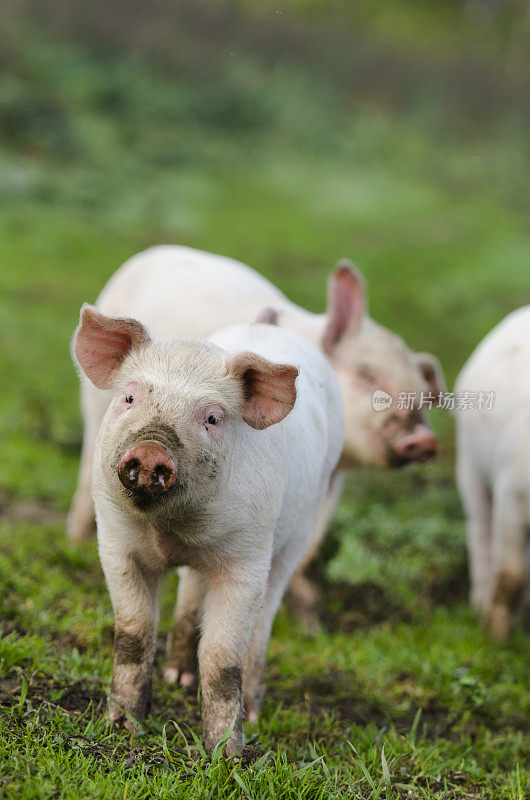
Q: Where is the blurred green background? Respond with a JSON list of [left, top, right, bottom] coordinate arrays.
[[0, 2, 529, 796]]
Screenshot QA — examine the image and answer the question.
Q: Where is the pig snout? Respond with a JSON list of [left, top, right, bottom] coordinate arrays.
[[118, 442, 177, 500], [391, 425, 439, 465]]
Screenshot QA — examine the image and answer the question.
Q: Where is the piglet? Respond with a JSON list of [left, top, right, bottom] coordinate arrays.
[[72, 305, 344, 754], [456, 305, 530, 642]]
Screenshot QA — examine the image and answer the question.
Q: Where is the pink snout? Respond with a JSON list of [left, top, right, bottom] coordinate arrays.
[[392, 425, 439, 464], [118, 442, 177, 500]]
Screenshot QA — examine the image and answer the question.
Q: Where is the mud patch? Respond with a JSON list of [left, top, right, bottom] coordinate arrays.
[[268, 667, 388, 731], [61, 735, 193, 774], [421, 560, 469, 607], [316, 577, 409, 633], [0, 670, 106, 716], [265, 665, 526, 742], [300, 555, 470, 634], [58, 680, 107, 714]]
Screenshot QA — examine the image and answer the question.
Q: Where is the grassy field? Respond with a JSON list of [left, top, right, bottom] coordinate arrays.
[[1, 13, 530, 799]]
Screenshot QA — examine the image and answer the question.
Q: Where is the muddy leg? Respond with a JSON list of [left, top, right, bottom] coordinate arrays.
[[99, 535, 160, 726], [199, 564, 267, 756], [489, 482, 526, 642]]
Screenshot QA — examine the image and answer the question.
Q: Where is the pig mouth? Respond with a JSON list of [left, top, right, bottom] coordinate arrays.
[[386, 448, 437, 468], [387, 451, 412, 469], [126, 484, 178, 509], [122, 471, 188, 510]]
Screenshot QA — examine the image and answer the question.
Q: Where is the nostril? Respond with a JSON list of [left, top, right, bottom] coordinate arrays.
[[153, 463, 172, 489], [125, 458, 140, 483]]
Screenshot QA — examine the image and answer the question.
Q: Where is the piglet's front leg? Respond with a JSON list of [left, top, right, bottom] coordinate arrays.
[[199, 563, 267, 756], [99, 540, 160, 727]]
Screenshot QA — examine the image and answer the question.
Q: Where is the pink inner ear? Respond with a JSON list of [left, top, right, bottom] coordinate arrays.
[[77, 330, 132, 385], [420, 364, 440, 396], [322, 263, 365, 352], [74, 305, 150, 389], [228, 354, 298, 430], [416, 355, 445, 396]]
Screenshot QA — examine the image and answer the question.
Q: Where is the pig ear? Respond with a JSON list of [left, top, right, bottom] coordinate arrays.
[[254, 307, 279, 325], [227, 352, 298, 430], [73, 304, 151, 389], [415, 352, 446, 396], [322, 260, 366, 353]]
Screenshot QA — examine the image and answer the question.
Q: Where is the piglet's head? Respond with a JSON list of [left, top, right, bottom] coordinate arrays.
[[73, 304, 298, 519], [319, 261, 445, 469]]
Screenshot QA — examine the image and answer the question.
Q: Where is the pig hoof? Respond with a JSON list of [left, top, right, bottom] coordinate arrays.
[[108, 702, 139, 731], [246, 707, 259, 724], [163, 665, 197, 689], [107, 702, 122, 724], [108, 713, 139, 733], [163, 666, 179, 685], [179, 671, 196, 689]]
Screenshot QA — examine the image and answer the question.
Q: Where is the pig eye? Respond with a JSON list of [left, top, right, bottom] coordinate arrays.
[[202, 407, 224, 430], [357, 365, 377, 385], [125, 395, 134, 404]]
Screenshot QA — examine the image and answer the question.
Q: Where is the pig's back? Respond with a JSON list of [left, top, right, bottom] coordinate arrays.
[[97, 245, 292, 340], [455, 306, 530, 478], [456, 306, 530, 406]]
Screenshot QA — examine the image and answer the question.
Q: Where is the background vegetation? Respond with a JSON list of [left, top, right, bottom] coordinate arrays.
[[0, 1, 529, 797]]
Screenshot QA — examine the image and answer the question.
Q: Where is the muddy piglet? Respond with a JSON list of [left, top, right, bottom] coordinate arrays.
[[72, 305, 344, 755]]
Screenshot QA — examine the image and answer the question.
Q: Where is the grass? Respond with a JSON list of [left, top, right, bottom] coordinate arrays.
[[0, 16, 529, 800]]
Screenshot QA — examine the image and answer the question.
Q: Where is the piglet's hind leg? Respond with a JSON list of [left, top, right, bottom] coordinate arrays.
[[165, 567, 207, 689]]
